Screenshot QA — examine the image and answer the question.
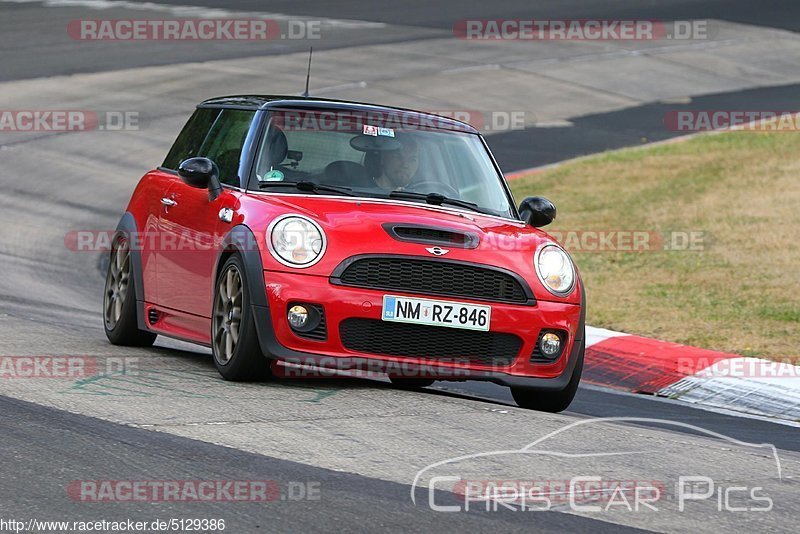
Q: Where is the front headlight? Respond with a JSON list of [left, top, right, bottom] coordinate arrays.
[[535, 244, 575, 296], [267, 215, 326, 268]]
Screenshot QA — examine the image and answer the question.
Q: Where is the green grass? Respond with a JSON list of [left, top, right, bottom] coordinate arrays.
[[510, 132, 800, 360]]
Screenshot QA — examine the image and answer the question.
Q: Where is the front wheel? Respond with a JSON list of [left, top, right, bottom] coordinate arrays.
[[510, 336, 584, 413], [211, 254, 272, 381]]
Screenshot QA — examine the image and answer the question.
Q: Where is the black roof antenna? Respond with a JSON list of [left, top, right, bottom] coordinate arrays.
[[302, 47, 313, 97]]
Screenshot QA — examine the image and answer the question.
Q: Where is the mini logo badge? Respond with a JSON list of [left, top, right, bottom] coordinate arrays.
[[425, 246, 450, 256]]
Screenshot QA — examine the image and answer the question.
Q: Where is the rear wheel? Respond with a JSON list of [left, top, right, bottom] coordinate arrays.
[[511, 336, 584, 413], [389, 377, 435, 389], [103, 236, 157, 347], [212, 255, 271, 381]]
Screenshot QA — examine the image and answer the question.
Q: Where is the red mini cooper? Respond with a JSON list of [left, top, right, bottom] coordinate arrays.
[[103, 96, 585, 412]]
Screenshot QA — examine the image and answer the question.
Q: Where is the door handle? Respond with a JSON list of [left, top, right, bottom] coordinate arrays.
[[161, 197, 177, 207]]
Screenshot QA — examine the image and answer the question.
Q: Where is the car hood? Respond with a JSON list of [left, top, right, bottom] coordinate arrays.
[[243, 193, 580, 304]]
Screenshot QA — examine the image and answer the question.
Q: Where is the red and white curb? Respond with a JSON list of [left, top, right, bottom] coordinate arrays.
[[584, 326, 800, 424]]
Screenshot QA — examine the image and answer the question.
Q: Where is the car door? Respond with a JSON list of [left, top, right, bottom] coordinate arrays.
[[156, 108, 255, 318], [135, 169, 181, 306], [153, 107, 221, 308], [157, 180, 235, 318]]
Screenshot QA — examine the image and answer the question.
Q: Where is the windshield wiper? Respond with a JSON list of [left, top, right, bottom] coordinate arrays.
[[388, 190, 490, 215], [258, 180, 356, 197]]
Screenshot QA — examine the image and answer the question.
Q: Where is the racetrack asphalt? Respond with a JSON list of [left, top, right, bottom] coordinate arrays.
[[1, 1, 799, 532], [2, 394, 650, 532]]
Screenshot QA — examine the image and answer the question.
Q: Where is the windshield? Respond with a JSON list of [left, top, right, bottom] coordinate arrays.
[[250, 109, 515, 218]]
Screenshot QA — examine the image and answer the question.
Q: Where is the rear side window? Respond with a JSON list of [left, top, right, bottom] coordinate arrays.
[[197, 109, 256, 186], [162, 108, 220, 170]]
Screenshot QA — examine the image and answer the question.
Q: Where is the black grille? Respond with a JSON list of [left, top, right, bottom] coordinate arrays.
[[339, 318, 522, 367], [335, 257, 530, 304]]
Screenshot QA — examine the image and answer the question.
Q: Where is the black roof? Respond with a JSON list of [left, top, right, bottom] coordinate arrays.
[[197, 95, 479, 134]]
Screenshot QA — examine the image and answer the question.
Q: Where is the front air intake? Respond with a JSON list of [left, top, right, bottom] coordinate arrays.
[[383, 224, 479, 249]]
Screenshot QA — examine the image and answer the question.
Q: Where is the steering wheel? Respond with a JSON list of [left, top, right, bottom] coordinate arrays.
[[404, 180, 460, 199]]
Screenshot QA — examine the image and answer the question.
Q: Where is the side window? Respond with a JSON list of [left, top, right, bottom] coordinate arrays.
[[197, 109, 256, 186], [162, 108, 220, 170]]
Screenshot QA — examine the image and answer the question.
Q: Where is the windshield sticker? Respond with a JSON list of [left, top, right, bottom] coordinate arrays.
[[261, 169, 285, 182], [378, 127, 395, 137], [363, 124, 378, 136]]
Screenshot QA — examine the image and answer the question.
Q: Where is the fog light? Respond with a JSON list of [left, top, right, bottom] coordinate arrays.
[[288, 305, 309, 329], [540, 332, 562, 358]]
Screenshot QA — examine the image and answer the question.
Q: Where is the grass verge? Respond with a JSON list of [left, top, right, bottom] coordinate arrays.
[[510, 132, 799, 360]]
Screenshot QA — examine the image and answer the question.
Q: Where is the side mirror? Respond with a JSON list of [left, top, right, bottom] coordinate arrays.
[[519, 196, 556, 227], [177, 157, 222, 201]]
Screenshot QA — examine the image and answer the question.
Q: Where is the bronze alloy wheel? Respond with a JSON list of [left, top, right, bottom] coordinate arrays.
[[213, 264, 244, 365], [103, 237, 130, 330]]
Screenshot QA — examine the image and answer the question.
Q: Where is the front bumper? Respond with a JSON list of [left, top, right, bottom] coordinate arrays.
[[251, 270, 584, 391]]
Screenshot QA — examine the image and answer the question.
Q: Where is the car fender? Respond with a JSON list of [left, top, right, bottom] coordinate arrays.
[[113, 212, 149, 331], [214, 224, 269, 308]]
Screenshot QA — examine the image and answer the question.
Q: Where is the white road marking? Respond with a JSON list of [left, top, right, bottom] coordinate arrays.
[[585, 325, 629, 347]]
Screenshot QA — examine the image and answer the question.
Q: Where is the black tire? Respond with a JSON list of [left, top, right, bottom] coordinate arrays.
[[510, 336, 584, 413], [389, 377, 435, 389], [103, 236, 157, 347], [211, 254, 271, 381]]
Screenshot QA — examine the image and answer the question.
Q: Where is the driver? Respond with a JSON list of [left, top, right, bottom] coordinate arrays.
[[373, 137, 419, 191]]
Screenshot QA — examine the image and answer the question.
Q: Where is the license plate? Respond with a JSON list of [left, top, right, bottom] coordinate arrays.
[[381, 295, 491, 331]]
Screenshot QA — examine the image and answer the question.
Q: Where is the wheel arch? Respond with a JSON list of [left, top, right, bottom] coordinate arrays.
[[213, 224, 269, 308], [213, 224, 274, 361], [113, 212, 150, 331]]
